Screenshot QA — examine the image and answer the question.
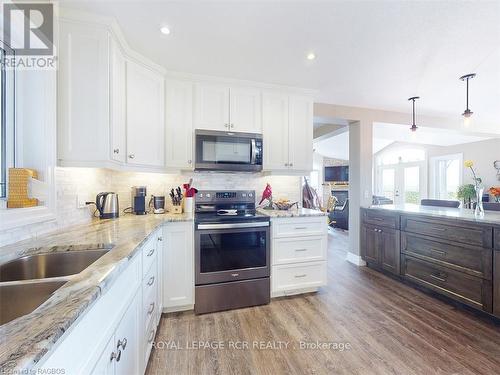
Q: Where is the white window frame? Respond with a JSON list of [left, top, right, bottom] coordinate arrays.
[[429, 153, 463, 200]]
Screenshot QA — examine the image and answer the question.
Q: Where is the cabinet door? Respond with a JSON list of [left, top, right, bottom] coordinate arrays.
[[114, 290, 141, 375], [91, 335, 115, 375], [58, 21, 109, 162], [288, 95, 313, 172], [163, 222, 194, 310], [156, 231, 164, 325], [379, 227, 401, 275], [229, 87, 262, 133], [194, 83, 229, 130], [126, 60, 165, 167], [109, 36, 126, 163], [361, 224, 380, 264], [165, 80, 194, 170], [262, 92, 289, 171]]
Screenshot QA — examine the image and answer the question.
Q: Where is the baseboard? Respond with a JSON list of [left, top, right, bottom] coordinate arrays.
[[346, 252, 366, 266]]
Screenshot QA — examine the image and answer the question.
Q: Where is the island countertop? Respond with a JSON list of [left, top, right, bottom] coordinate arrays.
[[0, 213, 192, 373], [367, 204, 500, 226]]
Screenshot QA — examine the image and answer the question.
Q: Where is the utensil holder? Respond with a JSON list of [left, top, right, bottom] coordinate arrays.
[[184, 197, 193, 214], [171, 205, 183, 214]]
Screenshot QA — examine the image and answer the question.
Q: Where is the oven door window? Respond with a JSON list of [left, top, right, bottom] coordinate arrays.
[[199, 230, 267, 273]]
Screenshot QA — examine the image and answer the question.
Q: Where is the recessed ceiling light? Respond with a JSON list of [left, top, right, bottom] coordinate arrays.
[[160, 26, 171, 35], [307, 52, 316, 60]]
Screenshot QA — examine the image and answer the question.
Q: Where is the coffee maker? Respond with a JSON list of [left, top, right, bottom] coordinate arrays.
[[131, 186, 147, 215]]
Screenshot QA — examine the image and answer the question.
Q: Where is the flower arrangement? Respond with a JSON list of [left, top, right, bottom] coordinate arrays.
[[489, 187, 500, 203], [464, 160, 484, 215]]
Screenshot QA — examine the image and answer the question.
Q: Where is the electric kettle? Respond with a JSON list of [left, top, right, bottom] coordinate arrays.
[[95, 192, 119, 219]]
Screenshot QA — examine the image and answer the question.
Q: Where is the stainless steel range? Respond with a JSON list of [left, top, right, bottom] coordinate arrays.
[[194, 190, 270, 314]]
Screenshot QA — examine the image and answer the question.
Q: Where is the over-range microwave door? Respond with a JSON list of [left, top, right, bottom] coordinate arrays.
[[194, 130, 263, 172]]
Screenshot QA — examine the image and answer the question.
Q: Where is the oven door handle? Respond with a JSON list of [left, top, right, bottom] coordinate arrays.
[[251, 139, 257, 164], [197, 221, 269, 230]]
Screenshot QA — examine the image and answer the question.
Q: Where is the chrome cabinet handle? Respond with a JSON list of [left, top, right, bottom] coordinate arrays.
[[147, 248, 155, 257], [128, 154, 135, 159], [430, 248, 446, 256], [188, 159, 192, 164], [148, 329, 155, 343], [231, 273, 239, 277], [373, 228, 382, 233], [295, 248, 307, 252], [157, 236, 163, 242], [430, 273, 447, 282], [295, 227, 307, 230], [117, 338, 127, 350], [289, 163, 293, 167], [284, 163, 289, 167], [230, 123, 234, 128], [110, 349, 121, 362], [113, 148, 120, 154], [148, 302, 155, 314], [294, 274, 307, 278], [224, 123, 229, 128], [147, 276, 155, 286]]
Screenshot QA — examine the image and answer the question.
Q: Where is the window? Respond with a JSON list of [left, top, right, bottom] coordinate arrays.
[[0, 43, 15, 199], [430, 154, 462, 200]]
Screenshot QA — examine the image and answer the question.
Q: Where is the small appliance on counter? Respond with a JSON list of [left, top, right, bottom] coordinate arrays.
[[131, 186, 147, 215], [95, 192, 119, 219], [150, 195, 166, 214]]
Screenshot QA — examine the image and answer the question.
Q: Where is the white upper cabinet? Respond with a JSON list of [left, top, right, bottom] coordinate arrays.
[[262, 92, 289, 171], [126, 60, 165, 167], [288, 95, 313, 171], [109, 36, 126, 163], [194, 83, 230, 130], [262, 92, 313, 173], [194, 83, 262, 133], [229, 87, 262, 133], [58, 20, 110, 163], [165, 80, 194, 170]]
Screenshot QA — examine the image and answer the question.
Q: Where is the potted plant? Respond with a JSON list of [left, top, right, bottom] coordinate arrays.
[[457, 184, 475, 209]]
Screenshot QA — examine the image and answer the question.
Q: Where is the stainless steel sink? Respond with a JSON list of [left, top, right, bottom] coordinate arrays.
[[0, 250, 110, 282], [0, 281, 67, 325]]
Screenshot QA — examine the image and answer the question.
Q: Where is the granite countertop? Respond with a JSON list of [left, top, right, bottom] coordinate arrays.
[[0, 212, 192, 372], [368, 203, 500, 226], [257, 207, 327, 218]]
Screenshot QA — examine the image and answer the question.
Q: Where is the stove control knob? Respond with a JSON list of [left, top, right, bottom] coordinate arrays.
[[206, 193, 211, 198], [242, 193, 246, 197], [199, 193, 203, 198], [248, 193, 253, 198]]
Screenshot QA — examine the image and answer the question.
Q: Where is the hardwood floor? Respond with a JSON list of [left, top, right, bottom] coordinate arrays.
[[146, 228, 500, 375]]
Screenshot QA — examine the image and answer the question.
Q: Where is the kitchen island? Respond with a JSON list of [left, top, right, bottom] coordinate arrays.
[[361, 204, 500, 319]]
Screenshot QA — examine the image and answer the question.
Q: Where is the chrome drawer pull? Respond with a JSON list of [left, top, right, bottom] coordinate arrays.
[[147, 276, 155, 286], [148, 302, 155, 314], [117, 338, 127, 350], [430, 248, 446, 256], [295, 227, 307, 230], [430, 273, 447, 282], [231, 273, 239, 277], [295, 248, 307, 252], [147, 248, 155, 257], [110, 349, 121, 362], [148, 329, 155, 343], [294, 274, 307, 278]]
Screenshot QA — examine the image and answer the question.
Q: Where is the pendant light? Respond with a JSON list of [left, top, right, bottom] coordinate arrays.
[[408, 96, 420, 132], [460, 73, 476, 119]]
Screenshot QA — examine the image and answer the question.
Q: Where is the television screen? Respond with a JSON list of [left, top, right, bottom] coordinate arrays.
[[325, 166, 349, 182]]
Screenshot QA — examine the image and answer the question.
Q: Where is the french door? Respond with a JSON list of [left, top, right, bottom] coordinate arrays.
[[377, 162, 427, 205]]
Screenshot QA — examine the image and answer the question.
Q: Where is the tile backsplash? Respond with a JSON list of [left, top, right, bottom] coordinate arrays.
[[1, 168, 302, 246]]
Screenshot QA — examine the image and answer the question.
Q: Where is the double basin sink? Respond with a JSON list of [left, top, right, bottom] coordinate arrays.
[[0, 249, 110, 325]]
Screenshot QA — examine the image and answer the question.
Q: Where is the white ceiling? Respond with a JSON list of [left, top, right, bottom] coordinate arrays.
[[62, 1, 500, 127], [314, 123, 494, 160]]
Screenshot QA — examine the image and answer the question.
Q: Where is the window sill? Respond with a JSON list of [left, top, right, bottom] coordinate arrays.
[[0, 205, 56, 231]]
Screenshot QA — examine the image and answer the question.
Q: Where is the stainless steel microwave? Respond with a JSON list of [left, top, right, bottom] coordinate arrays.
[[195, 130, 263, 172]]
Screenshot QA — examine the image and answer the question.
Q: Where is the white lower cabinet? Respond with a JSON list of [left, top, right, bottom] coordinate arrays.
[[162, 222, 195, 312], [270, 216, 328, 297]]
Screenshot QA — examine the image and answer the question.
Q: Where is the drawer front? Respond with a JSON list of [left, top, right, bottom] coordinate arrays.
[[272, 261, 326, 293], [142, 235, 158, 275], [494, 250, 500, 317], [272, 236, 326, 265], [272, 217, 326, 238], [402, 216, 492, 248], [495, 228, 500, 250], [403, 255, 492, 312], [361, 209, 399, 229], [142, 263, 158, 330], [143, 317, 157, 372], [402, 233, 492, 280]]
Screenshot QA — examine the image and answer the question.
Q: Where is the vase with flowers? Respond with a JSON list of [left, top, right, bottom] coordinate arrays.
[[489, 187, 500, 203], [464, 160, 484, 215]]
